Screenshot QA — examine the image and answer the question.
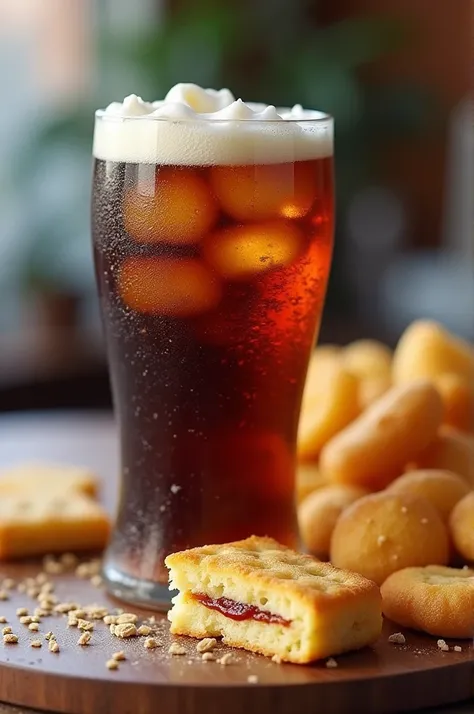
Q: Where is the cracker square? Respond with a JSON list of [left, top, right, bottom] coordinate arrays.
[[0, 463, 98, 498], [165, 535, 382, 664], [0, 492, 110, 560]]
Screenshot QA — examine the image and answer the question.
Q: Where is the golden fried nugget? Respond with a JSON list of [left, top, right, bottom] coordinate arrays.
[[393, 321, 474, 384], [298, 485, 368, 558], [435, 373, 474, 434], [387, 470, 470, 523], [449, 492, 474, 562], [320, 380, 444, 491], [381, 565, 474, 638], [296, 463, 327, 504], [297, 366, 360, 462], [330, 492, 449, 586], [343, 340, 392, 380], [411, 426, 474, 486]]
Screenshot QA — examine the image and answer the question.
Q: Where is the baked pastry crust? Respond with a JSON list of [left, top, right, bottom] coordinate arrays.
[[166, 535, 382, 663]]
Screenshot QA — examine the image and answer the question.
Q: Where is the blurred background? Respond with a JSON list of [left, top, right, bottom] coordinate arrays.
[[0, 0, 472, 412]]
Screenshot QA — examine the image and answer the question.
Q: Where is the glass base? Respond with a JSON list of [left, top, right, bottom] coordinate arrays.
[[102, 560, 177, 611]]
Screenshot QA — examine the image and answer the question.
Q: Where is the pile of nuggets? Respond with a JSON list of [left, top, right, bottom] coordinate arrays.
[[297, 320, 474, 639]]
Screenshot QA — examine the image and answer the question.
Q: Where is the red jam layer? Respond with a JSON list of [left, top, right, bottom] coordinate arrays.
[[194, 594, 291, 626]]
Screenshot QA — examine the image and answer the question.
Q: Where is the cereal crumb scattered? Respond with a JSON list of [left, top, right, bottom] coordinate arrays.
[[271, 654, 282, 664], [169, 642, 186, 656], [28, 623, 39, 632], [16, 608, 28, 617], [104, 616, 118, 626], [49, 640, 60, 653], [2, 578, 15, 590], [144, 637, 158, 650], [78, 632, 92, 646], [77, 619, 94, 632], [437, 639, 449, 652], [106, 659, 119, 670], [55, 602, 79, 614], [388, 633, 406, 645], [114, 623, 137, 639], [0, 591, 9, 601], [3, 634, 18, 644], [454, 646, 462, 652], [218, 653, 234, 666], [377, 535, 387, 547], [0, 617, 7, 624], [20, 616, 32, 625], [326, 658, 338, 668], [196, 637, 217, 653], [30, 640, 42, 648], [2, 627, 12, 635], [202, 652, 215, 662], [60, 553, 78, 569], [137, 625, 152, 636], [112, 651, 126, 661], [247, 675, 259, 684], [109, 624, 116, 635], [45, 631, 54, 641], [116, 613, 138, 625]]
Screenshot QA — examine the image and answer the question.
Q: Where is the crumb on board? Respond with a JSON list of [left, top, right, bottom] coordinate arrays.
[[168, 642, 186, 656], [326, 658, 338, 669], [196, 637, 217, 653], [388, 633, 406, 645]]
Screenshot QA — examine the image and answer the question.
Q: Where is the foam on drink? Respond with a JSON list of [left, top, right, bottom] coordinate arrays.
[[93, 83, 333, 166]]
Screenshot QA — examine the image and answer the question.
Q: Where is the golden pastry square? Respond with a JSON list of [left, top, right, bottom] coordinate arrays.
[[0, 492, 110, 560], [165, 535, 382, 664], [0, 462, 99, 497]]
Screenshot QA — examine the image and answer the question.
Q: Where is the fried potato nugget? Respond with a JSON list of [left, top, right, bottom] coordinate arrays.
[[320, 380, 444, 490], [296, 463, 327, 504], [435, 373, 474, 434], [449, 492, 474, 562], [342, 340, 393, 410], [387, 469, 470, 523], [330, 492, 449, 586], [297, 365, 360, 462], [381, 565, 474, 638], [411, 427, 474, 486], [393, 321, 474, 384], [298, 484, 368, 558]]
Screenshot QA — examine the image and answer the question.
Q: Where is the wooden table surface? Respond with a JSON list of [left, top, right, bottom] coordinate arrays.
[[0, 410, 471, 714]]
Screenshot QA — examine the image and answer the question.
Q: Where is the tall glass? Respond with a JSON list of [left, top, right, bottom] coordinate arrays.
[[92, 110, 334, 607]]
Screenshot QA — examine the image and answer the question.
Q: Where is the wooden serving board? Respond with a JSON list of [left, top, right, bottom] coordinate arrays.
[[0, 412, 472, 714]]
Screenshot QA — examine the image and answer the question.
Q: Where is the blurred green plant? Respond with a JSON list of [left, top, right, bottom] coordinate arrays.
[[17, 0, 438, 301]]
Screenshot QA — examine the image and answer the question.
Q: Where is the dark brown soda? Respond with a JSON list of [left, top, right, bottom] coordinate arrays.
[[92, 157, 333, 585]]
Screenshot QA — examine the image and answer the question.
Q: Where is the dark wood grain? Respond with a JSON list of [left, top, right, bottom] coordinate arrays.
[[0, 412, 472, 714]]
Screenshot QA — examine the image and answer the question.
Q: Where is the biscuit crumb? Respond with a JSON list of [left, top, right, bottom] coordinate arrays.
[[388, 632, 406, 645], [77, 619, 94, 632], [202, 652, 215, 662], [437, 639, 449, 652], [49, 640, 60, 653], [109, 624, 116, 635], [16, 608, 28, 617], [3, 634, 18, 644], [112, 651, 126, 661], [0, 617, 7, 624], [2, 578, 15, 590], [0, 591, 9, 601], [104, 615, 118, 626], [78, 632, 92, 646], [377, 535, 387, 547], [19, 616, 33, 625], [60, 553, 78, 569], [2, 627, 11, 635], [114, 623, 137, 639], [28, 623, 39, 632], [30, 639, 42, 648], [106, 658, 119, 670], [116, 613, 138, 625], [169, 642, 186, 656], [271, 654, 282, 664], [218, 653, 234, 665], [326, 657, 338, 668], [454, 646, 462, 652], [55, 602, 79, 614], [137, 625, 152, 636], [247, 675, 259, 684], [144, 637, 158, 649], [196, 637, 217, 653], [45, 631, 54, 641]]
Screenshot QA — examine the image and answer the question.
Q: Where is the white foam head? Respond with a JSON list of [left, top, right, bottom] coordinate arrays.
[[93, 83, 333, 166]]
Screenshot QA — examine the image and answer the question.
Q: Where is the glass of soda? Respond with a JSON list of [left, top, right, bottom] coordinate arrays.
[[92, 87, 334, 608]]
